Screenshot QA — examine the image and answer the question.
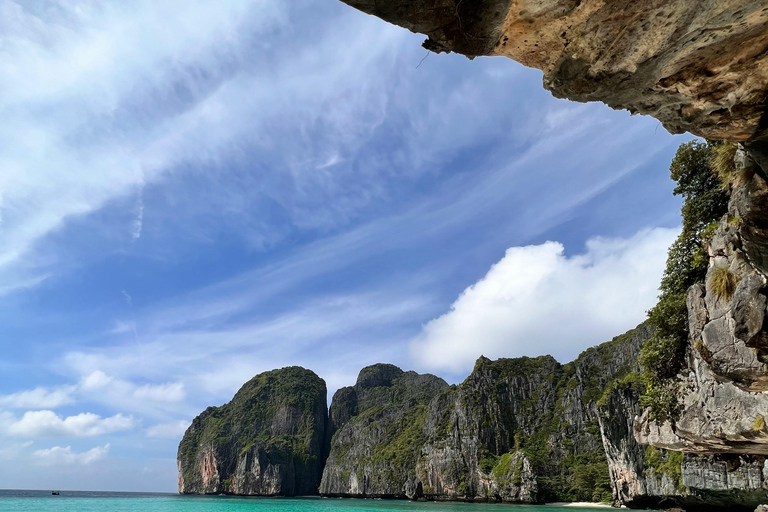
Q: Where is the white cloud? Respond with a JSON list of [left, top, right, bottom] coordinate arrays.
[[0, 0, 287, 290], [7, 411, 134, 438], [80, 371, 113, 391], [33, 444, 109, 466], [0, 386, 75, 409], [0, 0, 416, 294], [411, 227, 678, 372], [133, 382, 185, 402], [146, 420, 190, 439]]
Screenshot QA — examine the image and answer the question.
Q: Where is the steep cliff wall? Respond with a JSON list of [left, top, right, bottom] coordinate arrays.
[[636, 148, 768, 458], [339, 0, 768, 142], [321, 324, 672, 504], [320, 364, 450, 498], [622, 145, 768, 509], [177, 367, 328, 496]]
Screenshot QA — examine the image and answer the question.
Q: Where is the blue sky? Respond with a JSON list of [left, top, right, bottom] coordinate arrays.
[[0, 0, 691, 493]]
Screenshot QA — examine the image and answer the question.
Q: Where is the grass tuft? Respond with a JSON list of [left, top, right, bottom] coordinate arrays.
[[710, 142, 738, 188], [693, 339, 713, 364], [709, 265, 740, 300]]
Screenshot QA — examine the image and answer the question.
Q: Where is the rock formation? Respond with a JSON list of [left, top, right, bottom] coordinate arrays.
[[320, 324, 683, 505], [179, 322, 768, 508], [635, 148, 768, 455], [177, 366, 328, 495], [339, 0, 768, 142], [319, 363, 450, 498]]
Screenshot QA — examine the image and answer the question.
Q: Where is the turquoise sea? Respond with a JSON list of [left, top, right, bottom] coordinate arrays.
[[0, 491, 657, 512]]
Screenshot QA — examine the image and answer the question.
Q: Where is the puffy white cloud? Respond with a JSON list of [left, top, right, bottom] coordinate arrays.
[[411, 227, 678, 373], [33, 444, 109, 466], [6, 411, 134, 438], [133, 382, 185, 402], [0, 386, 75, 409], [146, 420, 190, 439]]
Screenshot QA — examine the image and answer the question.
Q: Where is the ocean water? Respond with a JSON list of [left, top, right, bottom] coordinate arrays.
[[0, 491, 652, 512]]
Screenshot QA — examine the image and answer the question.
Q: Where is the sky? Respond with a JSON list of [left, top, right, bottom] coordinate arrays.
[[0, 0, 692, 493]]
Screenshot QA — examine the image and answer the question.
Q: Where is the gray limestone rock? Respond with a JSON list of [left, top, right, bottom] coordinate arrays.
[[177, 367, 327, 496]]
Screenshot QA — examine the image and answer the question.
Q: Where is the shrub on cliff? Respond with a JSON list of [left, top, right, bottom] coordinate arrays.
[[639, 140, 729, 422]]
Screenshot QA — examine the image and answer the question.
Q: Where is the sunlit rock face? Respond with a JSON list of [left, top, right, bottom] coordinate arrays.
[[340, 0, 768, 141], [636, 147, 768, 460]]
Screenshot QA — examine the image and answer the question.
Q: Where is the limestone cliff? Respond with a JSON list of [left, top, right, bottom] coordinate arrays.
[[339, 0, 768, 142], [620, 146, 768, 512], [635, 147, 768, 457], [178, 327, 768, 507], [321, 325, 667, 504], [177, 366, 328, 495], [319, 364, 450, 498]]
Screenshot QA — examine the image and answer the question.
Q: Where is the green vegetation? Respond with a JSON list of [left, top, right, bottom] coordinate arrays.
[[490, 452, 524, 488], [639, 140, 730, 422], [569, 457, 612, 503], [371, 405, 428, 468], [457, 475, 468, 496], [479, 452, 499, 474], [710, 141, 754, 189], [177, 366, 327, 491], [597, 371, 643, 408], [709, 265, 740, 300], [645, 447, 684, 491], [500, 330, 643, 503], [710, 142, 738, 188]]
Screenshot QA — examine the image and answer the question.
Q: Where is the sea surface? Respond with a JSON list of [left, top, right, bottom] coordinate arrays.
[[0, 491, 660, 512]]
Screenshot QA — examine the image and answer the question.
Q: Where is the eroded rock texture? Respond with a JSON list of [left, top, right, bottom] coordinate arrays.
[[625, 146, 768, 511], [321, 326, 660, 504], [636, 148, 768, 459], [319, 363, 450, 499], [177, 367, 328, 495], [600, 359, 768, 511], [340, 0, 768, 141]]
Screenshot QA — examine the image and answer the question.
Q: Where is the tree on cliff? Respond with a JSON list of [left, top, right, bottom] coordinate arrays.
[[639, 140, 731, 421]]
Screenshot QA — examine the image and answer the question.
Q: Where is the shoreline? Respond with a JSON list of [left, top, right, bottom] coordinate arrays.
[[185, 493, 619, 507]]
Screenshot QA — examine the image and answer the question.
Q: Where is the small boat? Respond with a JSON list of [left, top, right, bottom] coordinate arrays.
[[51, 491, 60, 496]]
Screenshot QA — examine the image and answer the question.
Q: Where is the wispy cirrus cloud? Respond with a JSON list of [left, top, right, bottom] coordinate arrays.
[[146, 421, 190, 440]]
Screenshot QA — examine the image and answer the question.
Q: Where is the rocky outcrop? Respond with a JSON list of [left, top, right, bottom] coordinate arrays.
[[178, 324, 768, 507], [319, 364, 450, 498], [177, 367, 328, 495], [598, 380, 684, 509], [416, 355, 560, 503], [636, 149, 768, 460], [340, 0, 768, 141], [623, 146, 768, 508], [321, 325, 660, 504]]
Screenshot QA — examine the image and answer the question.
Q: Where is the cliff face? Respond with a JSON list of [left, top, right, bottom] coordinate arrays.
[[319, 364, 450, 498], [416, 355, 562, 503], [178, 326, 768, 507], [339, 0, 768, 142], [177, 367, 328, 496], [636, 149, 768, 459], [613, 145, 768, 510], [320, 325, 669, 504]]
